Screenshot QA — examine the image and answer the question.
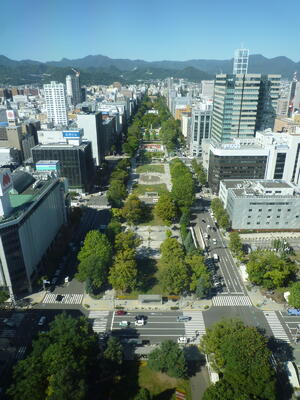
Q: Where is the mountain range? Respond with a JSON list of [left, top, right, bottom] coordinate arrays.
[[0, 54, 299, 86]]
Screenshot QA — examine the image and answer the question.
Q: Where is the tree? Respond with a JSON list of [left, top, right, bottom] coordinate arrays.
[[186, 253, 211, 294], [288, 282, 300, 308], [159, 260, 190, 295], [220, 328, 276, 399], [154, 192, 177, 224], [171, 175, 195, 208], [0, 288, 9, 304], [76, 231, 112, 290], [7, 313, 98, 400], [106, 219, 122, 244], [203, 379, 247, 400], [160, 237, 185, 267], [107, 180, 127, 207], [246, 250, 296, 289], [122, 194, 145, 225], [228, 232, 243, 258], [148, 340, 187, 378], [114, 230, 141, 252], [104, 336, 123, 365], [134, 388, 152, 400], [109, 249, 137, 292]]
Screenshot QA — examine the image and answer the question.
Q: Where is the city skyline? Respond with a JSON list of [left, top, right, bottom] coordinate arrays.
[[1, 0, 299, 62]]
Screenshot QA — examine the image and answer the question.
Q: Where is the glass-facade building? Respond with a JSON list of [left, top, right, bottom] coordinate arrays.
[[32, 141, 94, 192], [211, 74, 280, 144]]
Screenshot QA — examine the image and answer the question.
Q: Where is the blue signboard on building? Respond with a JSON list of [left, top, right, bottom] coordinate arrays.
[[62, 131, 81, 138]]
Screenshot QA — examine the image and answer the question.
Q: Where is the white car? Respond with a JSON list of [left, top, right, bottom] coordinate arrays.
[[177, 336, 188, 344], [135, 319, 145, 327], [212, 238, 217, 244]]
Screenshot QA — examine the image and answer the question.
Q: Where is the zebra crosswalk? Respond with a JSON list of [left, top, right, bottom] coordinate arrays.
[[15, 346, 27, 360], [183, 311, 206, 343], [42, 293, 83, 304], [88, 311, 109, 333], [212, 295, 252, 307], [0, 329, 15, 338], [263, 311, 290, 343]]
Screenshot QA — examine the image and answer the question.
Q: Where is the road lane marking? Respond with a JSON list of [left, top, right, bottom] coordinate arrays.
[[110, 311, 115, 331]]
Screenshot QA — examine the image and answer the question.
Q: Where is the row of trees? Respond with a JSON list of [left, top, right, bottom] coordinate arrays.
[[191, 158, 207, 186], [76, 229, 141, 294], [170, 159, 195, 209], [201, 319, 277, 400], [210, 198, 230, 230], [7, 313, 128, 400], [107, 158, 130, 208], [160, 118, 182, 151], [159, 237, 212, 296]]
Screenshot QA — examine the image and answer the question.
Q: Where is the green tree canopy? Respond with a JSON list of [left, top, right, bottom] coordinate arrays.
[[186, 253, 211, 293], [7, 313, 98, 400], [109, 248, 137, 292], [122, 194, 145, 225], [288, 281, 300, 308], [107, 179, 127, 208], [246, 250, 296, 289], [76, 231, 112, 290], [148, 340, 187, 379], [134, 388, 152, 400], [114, 230, 141, 252], [154, 192, 177, 224], [228, 232, 243, 258]]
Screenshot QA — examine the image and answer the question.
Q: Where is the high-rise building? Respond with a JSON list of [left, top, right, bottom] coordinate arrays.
[[66, 72, 81, 106], [211, 74, 280, 144], [43, 81, 68, 126], [77, 112, 104, 166], [0, 169, 67, 297], [188, 103, 212, 157], [233, 48, 249, 74]]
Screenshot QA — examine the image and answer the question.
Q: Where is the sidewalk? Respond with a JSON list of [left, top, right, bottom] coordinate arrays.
[[82, 293, 212, 312]]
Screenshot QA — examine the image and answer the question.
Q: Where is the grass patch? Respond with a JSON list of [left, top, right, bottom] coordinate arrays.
[[139, 364, 191, 399], [133, 183, 168, 196], [139, 207, 166, 226], [136, 164, 165, 174], [109, 362, 191, 400]]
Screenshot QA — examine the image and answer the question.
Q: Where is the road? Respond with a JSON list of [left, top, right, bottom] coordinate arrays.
[[194, 205, 245, 295]]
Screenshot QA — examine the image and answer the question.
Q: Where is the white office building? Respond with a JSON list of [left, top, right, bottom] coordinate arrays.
[[233, 48, 249, 74], [188, 102, 212, 157], [43, 81, 68, 126], [219, 179, 300, 231]]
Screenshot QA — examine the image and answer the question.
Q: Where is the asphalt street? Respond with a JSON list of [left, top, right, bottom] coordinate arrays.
[[194, 205, 245, 295]]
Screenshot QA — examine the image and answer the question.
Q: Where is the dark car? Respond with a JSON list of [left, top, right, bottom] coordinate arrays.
[[56, 295, 64, 302], [135, 315, 147, 321]]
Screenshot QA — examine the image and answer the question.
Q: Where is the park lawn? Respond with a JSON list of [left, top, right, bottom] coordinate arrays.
[[133, 183, 168, 196], [136, 164, 165, 174], [139, 363, 192, 399], [139, 208, 166, 226]]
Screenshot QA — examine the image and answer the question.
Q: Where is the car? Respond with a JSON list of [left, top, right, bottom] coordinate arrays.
[[135, 315, 147, 321], [213, 254, 219, 261], [3, 318, 15, 328], [119, 321, 130, 327], [51, 277, 58, 285], [207, 225, 211, 230], [204, 233, 209, 239], [38, 316, 46, 326], [135, 319, 145, 327], [177, 315, 191, 322], [202, 219, 206, 223], [115, 310, 127, 316], [177, 336, 188, 344], [287, 308, 300, 316], [212, 238, 217, 244], [56, 294, 64, 302]]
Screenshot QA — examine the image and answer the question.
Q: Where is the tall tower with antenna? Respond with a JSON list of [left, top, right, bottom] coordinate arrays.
[[233, 47, 249, 74]]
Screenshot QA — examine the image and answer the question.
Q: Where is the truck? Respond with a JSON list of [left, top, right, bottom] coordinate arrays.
[[213, 254, 219, 262]]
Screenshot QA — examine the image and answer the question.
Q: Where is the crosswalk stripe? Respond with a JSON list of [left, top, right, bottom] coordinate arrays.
[[42, 293, 83, 304], [0, 329, 15, 338], [263, 311, 290, 343], [212, 295, 252, 307], [183, 311, 205, 343], [15, 346, 26, 360], [88, 311, 109, 333]]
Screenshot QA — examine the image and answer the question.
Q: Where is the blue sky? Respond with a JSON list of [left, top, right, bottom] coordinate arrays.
[[1, 0, 299, 62]]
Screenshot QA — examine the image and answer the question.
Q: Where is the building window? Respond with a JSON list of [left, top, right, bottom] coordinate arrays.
[[267, 216, 271, 218], [248, 209, 252, 212], [247, 222, 250, 225], [276, 222, 279, 225], [287, 209, 291, 211], [266, 222, 270, 225], [278, 209, 281, 211], [248, 216, 251, 218], [277, 216, 280, 218], [258, 209, 262, 211], [268, 209, 271, 211], [257, 222, 260, 225]]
